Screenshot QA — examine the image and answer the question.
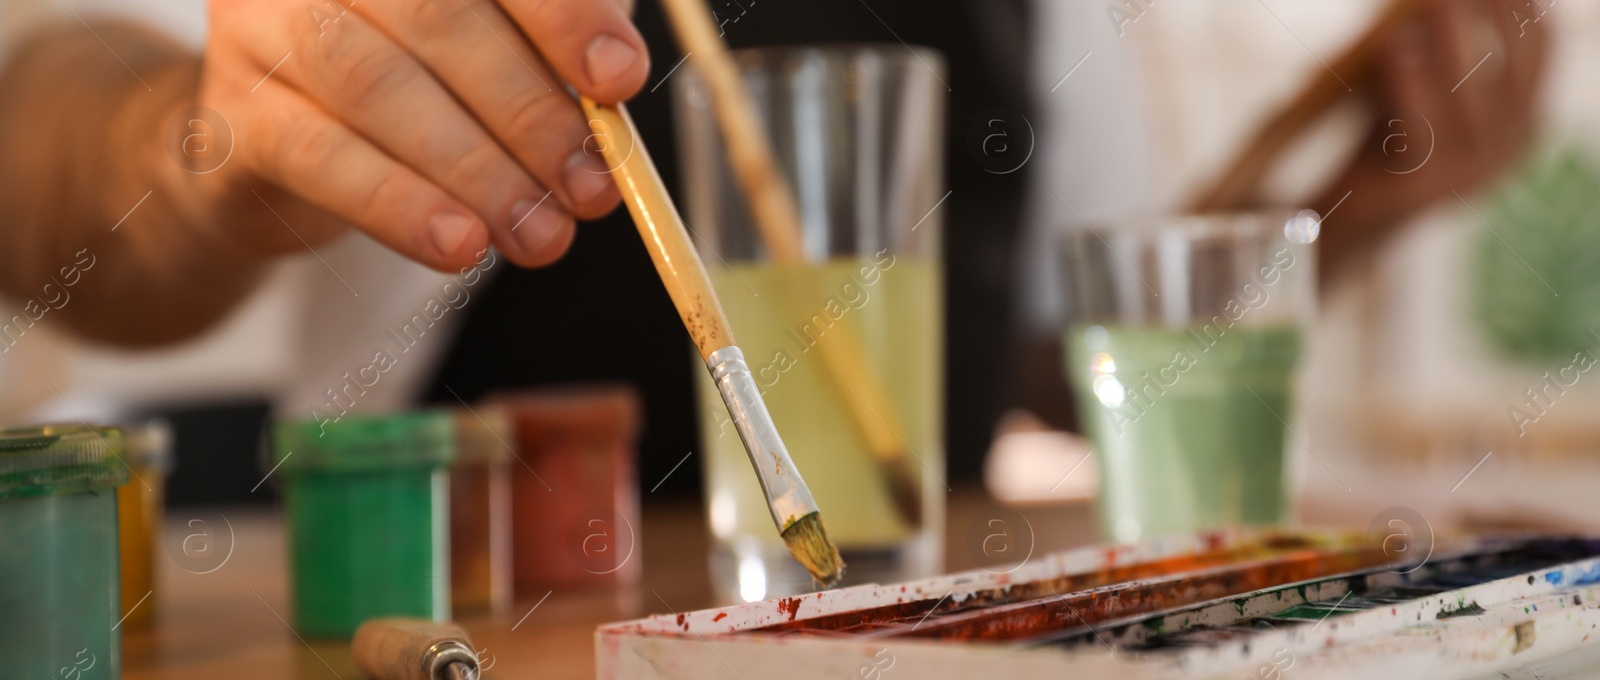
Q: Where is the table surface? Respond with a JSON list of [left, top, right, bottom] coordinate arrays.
[[125, 489, 1102, 680]]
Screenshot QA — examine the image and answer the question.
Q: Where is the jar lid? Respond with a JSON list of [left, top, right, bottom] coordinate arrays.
[[271, 411, 455, 473], [487, 385, 641, 448], [452, 407, 514, 467], [124, 419, 175, 474], [0, 424, 128, 499]]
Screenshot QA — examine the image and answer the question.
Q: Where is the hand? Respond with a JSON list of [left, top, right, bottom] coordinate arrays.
[[190, 0, 650, 272], [1315, 0, 1549, 283]]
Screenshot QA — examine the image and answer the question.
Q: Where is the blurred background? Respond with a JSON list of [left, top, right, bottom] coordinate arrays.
[[19, 1, 1600, 677], [4, 0, 1599, 563]]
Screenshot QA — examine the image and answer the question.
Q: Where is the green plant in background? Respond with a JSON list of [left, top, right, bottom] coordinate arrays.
[[1471, 145, 1600, 363]]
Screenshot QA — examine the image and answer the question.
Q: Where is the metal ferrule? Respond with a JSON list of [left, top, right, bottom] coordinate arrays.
[[424, 641, 479, 680], [707, 346, 821, 531]]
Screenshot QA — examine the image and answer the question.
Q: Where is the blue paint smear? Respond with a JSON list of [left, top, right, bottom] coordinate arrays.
[[1543, 562, 1600, 588], [1576, 562, 1600, 586]]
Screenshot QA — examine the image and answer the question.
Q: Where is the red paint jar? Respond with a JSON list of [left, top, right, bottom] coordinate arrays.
[[489, 386, 642, 591]]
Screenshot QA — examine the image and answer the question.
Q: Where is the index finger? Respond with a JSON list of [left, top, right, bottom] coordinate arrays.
[[503, 0, 650, 103]]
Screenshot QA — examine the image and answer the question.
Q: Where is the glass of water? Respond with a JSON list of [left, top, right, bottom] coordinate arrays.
[[674, 45, 947, 603], [1060, 211, 1320, 543]]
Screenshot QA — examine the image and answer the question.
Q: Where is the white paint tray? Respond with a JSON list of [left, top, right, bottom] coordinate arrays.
[[597, 530, 1600, 679]]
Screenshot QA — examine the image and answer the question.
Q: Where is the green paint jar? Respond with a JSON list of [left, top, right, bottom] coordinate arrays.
[[272, 412, 455, 638], [0, 425, 127, 680]]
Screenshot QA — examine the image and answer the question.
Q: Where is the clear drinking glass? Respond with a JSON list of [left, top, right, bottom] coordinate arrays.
[[1060, 211, 1320, 544], [675, 45, 947, 603]]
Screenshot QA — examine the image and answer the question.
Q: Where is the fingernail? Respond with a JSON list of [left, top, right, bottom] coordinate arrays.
[[509, 195, 549, 231], [586, 34, 638, 86], [429, 210, 475, 256], [565, 150, 615, 205], [515, 199, 570, 254]]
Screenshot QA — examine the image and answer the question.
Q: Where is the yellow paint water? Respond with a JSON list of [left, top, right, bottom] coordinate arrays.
[[698, 257, 943, 549]]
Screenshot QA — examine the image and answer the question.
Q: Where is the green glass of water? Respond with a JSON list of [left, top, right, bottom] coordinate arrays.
[[1061, 211, 1320, 543]]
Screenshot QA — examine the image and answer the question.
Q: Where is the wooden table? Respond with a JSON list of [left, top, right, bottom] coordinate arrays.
[[126, 489, 1100, 679]]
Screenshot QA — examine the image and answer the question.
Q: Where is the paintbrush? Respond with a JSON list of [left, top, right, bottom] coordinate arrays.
[[655, 0, 925, 528], [578, 96, 843, 586], [1186, 0, 1427, 212]]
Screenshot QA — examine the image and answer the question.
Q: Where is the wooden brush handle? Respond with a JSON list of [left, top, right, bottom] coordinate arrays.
[[351, 617, 474, 680], [657, 0, 806, 262], [1185, 0, 1426, 213], [579, 97, 735, 361]]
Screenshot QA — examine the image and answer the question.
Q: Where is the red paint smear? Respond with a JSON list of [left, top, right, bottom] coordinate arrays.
[[748, 531, 1376, 640], [676, 613, 688, 631], [894, 546, 1396, 641], [776, 597, 804, 621], [713, 612, 727, 622]]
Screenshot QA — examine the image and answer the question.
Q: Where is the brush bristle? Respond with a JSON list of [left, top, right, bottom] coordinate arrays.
[[883, 455, 924, 528], [781, 512, 845, 587]]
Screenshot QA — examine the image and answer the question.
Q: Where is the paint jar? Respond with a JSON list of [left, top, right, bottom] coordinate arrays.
[[675, 46, 948, 603], [489, 386, 641, 591], [1, 425, 127, 680], [271, 412, 455, 638], [449, 407, 513, 614], [116, 419, 173, 631]]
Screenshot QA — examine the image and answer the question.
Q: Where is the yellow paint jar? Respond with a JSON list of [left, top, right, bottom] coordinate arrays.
[[116, 419, 173, 630], [450, 407, 513, 614]]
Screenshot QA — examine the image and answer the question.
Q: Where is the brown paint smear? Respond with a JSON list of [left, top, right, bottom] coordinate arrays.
[[752, 534, 1385, 640]]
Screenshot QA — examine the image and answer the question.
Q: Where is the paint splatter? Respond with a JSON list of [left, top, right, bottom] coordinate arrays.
[[1574, 562, 1600, 586], [777, 597, 803, 621], [1437, 602, 1486, 619]]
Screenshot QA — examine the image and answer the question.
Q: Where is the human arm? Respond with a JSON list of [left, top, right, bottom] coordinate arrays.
[[0, 0, 648, 346]]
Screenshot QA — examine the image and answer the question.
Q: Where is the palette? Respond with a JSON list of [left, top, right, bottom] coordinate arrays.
[[597, 530, 1600, 679]]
